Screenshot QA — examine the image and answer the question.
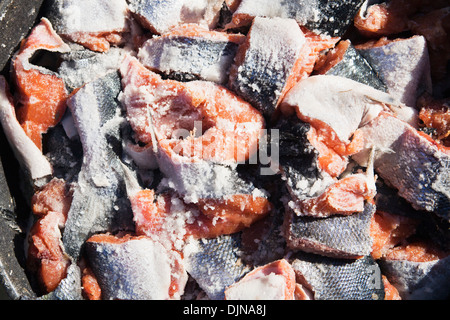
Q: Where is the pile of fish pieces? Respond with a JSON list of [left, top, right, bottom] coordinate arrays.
[[0, 0, 449, 300]]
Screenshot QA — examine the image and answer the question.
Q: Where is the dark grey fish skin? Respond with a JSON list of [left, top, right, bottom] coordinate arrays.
[[139, 36, 241, 85], [62, 72, 133, 260], [291, 252, 385, 300], [356, 36, 432, 108], [322, 41, 387, 92], [183, 233, 251, 300], [58, 46, 126, 92], [379, 256, 450, 300], [85, 236, 186, 300], [284, 203, 375, 259], [231, 0, 366, 37], [39, 263, 83, 300], [228, 17, 306, 118], [353, 114, 450, 222]]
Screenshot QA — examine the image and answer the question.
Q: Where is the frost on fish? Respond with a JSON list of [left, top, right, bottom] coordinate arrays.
[[291, 252, 385, 300], [224, 259, 296, 300], [46, 0, 129, 52], [280, 75, 400, 147], [183, 233, 251, 300], [284, 202, 375, 259], [315, 40, 387, 92], [11, 18, 71, 152], [39, 263, 83, 300], [378, 243, 450, 300], [59, 46, 127, 92], [127, 0, 224, 35], [85, 234, 188, 300], [229, 0, 365, 37], [229, 17, 307, 118], [356, 36, 432, 109], [62, 72, 133, 260], [119, 55, 268, 204], [0, 76, 52, 182], [138, 25, 245, 84], [352, 112, 450, 222]]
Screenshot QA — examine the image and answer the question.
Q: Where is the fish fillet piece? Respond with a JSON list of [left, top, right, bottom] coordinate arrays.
[[291, 252, 385, 300], [127, 185, 271, 245], [128, 0, 224, 35], [379, 242, 450, 299], [120, 55, 271, 214], [138, 24, 245, 84], [27, 178, 72, 294], [228, 17, 307, 118], [352, 112, 450, 221], [284, 202, 375, 259], [225, 259, 296, 300], [62, 72, 134, 260], [0, 76, 52, 181], [58, 47, 127, 92], [276, 116, 375, 218], [382, 275, 402, 300], [280, 75, 406, 155], [11, 18, 70, 151], [47, 0, 129, 52], [370, 210, 418, 260], [315, 40, 387, 92], [120, 55, 264, 163], [228, 0, 365, 37], [85, 234, 188, 300], [183, 233, 251, 300], [356, 36, 432, 110]]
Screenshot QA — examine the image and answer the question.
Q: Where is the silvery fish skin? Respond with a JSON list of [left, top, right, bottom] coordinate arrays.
[[46, 0, 129, 36], [379, 255, 450, 300], [138, 32, 243, 85], [291, 252, 385, 300], [59, 46, 126, 92], [352, 113, 450, 222], [183, 233, 251, 300], [284, 203, 375, 259], [39, 263, 83, 300], [127, 0, 224, 34], [229, 17, 307, 118], [321, 40, 387, 92], [85, 236, 188, 300], [62, 72, 133, 260], [357, 36, 432, 109], [230, 0, 365, 37]]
